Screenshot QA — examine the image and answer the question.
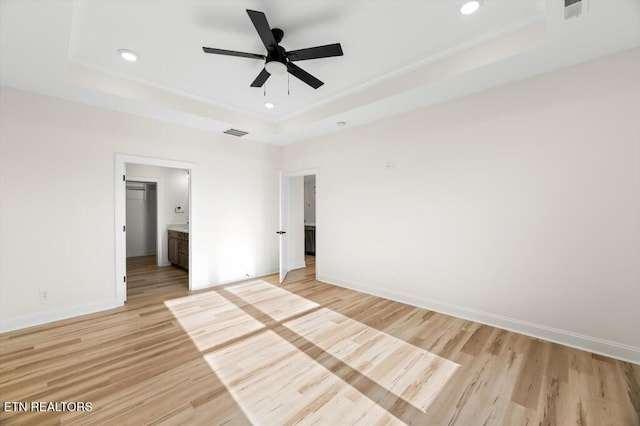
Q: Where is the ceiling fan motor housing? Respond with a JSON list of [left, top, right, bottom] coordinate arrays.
[[267, 45, 287, 64], [271, 28, 284, 44]]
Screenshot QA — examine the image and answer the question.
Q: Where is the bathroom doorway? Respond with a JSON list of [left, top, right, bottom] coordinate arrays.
[[125, 165, 190, 297], [115, 154, 195, 305]]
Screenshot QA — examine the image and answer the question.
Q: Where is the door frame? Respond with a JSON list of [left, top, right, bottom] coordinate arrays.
[[115, 154, 196, 304], [280, 168, 319, 283], [126, 177, 161, 266]]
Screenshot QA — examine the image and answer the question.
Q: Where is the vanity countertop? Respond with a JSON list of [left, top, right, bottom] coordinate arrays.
[[168, 224, 189, 233]]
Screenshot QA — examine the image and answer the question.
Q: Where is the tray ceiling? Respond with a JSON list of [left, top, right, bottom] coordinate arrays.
[[1, 0, 639, 144]]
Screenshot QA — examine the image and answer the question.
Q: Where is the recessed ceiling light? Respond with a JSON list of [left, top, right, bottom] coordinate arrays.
[[460, 0, 482, 15], [337, 121, 346, 127], [264, 102, 275, 109], [118, 49, 138, 62]]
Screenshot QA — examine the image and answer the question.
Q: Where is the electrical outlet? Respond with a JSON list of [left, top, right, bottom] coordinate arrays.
[[39, 289, 48, 301]]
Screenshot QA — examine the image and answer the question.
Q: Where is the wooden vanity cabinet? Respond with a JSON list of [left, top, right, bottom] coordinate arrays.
[[168, 230, 189, 270]]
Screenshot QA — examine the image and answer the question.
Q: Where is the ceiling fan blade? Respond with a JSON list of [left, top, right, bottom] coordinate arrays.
[[286, 43, 343, 61], [246, 9, 277, 51], [202, 47, 265, 60], [287, 62, 324, 89], [250, 68, 271, 87]]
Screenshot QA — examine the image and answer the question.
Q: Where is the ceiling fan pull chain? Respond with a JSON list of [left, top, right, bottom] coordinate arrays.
[[288, 72, 290, 96]]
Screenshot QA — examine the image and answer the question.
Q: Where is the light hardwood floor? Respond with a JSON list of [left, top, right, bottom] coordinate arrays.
[[1, 255, 638, 425]]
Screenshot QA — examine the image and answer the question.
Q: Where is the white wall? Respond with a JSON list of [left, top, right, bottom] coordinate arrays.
[[282, 48, 640, 363], [0, 86, 281, 330], [288, 176, 305, 270], [126, 182, 157, 257], [1, 49, 638, 363], [126, 165, 190, 265], [304, 175, 316, 224]]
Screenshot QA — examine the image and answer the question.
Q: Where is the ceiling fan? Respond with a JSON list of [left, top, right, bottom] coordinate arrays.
[[202, 9, 343, 89]]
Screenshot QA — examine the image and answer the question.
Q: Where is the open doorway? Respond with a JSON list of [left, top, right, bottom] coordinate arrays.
[[279, 169, 318, 283], [126, 180, 158, 259], [115, 154, 195, 305], [303, 175, 316, 269], [124, 165, 190, 298]]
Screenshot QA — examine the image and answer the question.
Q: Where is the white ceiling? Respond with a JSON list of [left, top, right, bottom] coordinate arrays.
[[1, 0, 639, 145]]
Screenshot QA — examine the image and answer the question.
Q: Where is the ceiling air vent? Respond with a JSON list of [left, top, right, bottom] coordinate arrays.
[[223, 128, 249, 137], [565, 0, 584, 19]]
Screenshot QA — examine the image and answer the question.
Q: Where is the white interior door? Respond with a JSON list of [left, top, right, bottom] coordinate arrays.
[[279, 174, 290, 283]]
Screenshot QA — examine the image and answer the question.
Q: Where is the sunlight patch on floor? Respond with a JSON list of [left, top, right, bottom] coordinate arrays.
[[204, 329, 403, 425], [166, 279, 460, 423], [229, 280, 460, 413], [226, 279, 320, 321], [164, 290, 265, 352], [284, 307, 459, 413]]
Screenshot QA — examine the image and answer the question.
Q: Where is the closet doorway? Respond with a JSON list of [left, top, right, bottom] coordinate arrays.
[[126, 180, 158, 261]]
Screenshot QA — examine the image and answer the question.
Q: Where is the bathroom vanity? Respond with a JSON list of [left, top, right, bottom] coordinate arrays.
[[167, 225, 189, 270]]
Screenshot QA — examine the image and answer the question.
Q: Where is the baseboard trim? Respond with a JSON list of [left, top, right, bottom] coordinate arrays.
[[127, 250, 157, 258], [289, 262, 307, 271], [317, 273, 640, 365], [194, 267, 280, 290], [0, 299, 122, 334]]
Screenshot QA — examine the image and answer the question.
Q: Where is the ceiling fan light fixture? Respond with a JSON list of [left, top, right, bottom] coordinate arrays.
[[460, 0, 482, 15], [118, 49, 138, 62], [264, 101, 275, 109], [265, 60, 287, 75]]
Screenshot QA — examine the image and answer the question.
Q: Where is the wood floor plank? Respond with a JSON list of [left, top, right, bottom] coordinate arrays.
[[0, 255, 638, 425], [511, 338, 549, 410], [460, 324, 493, 356]]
